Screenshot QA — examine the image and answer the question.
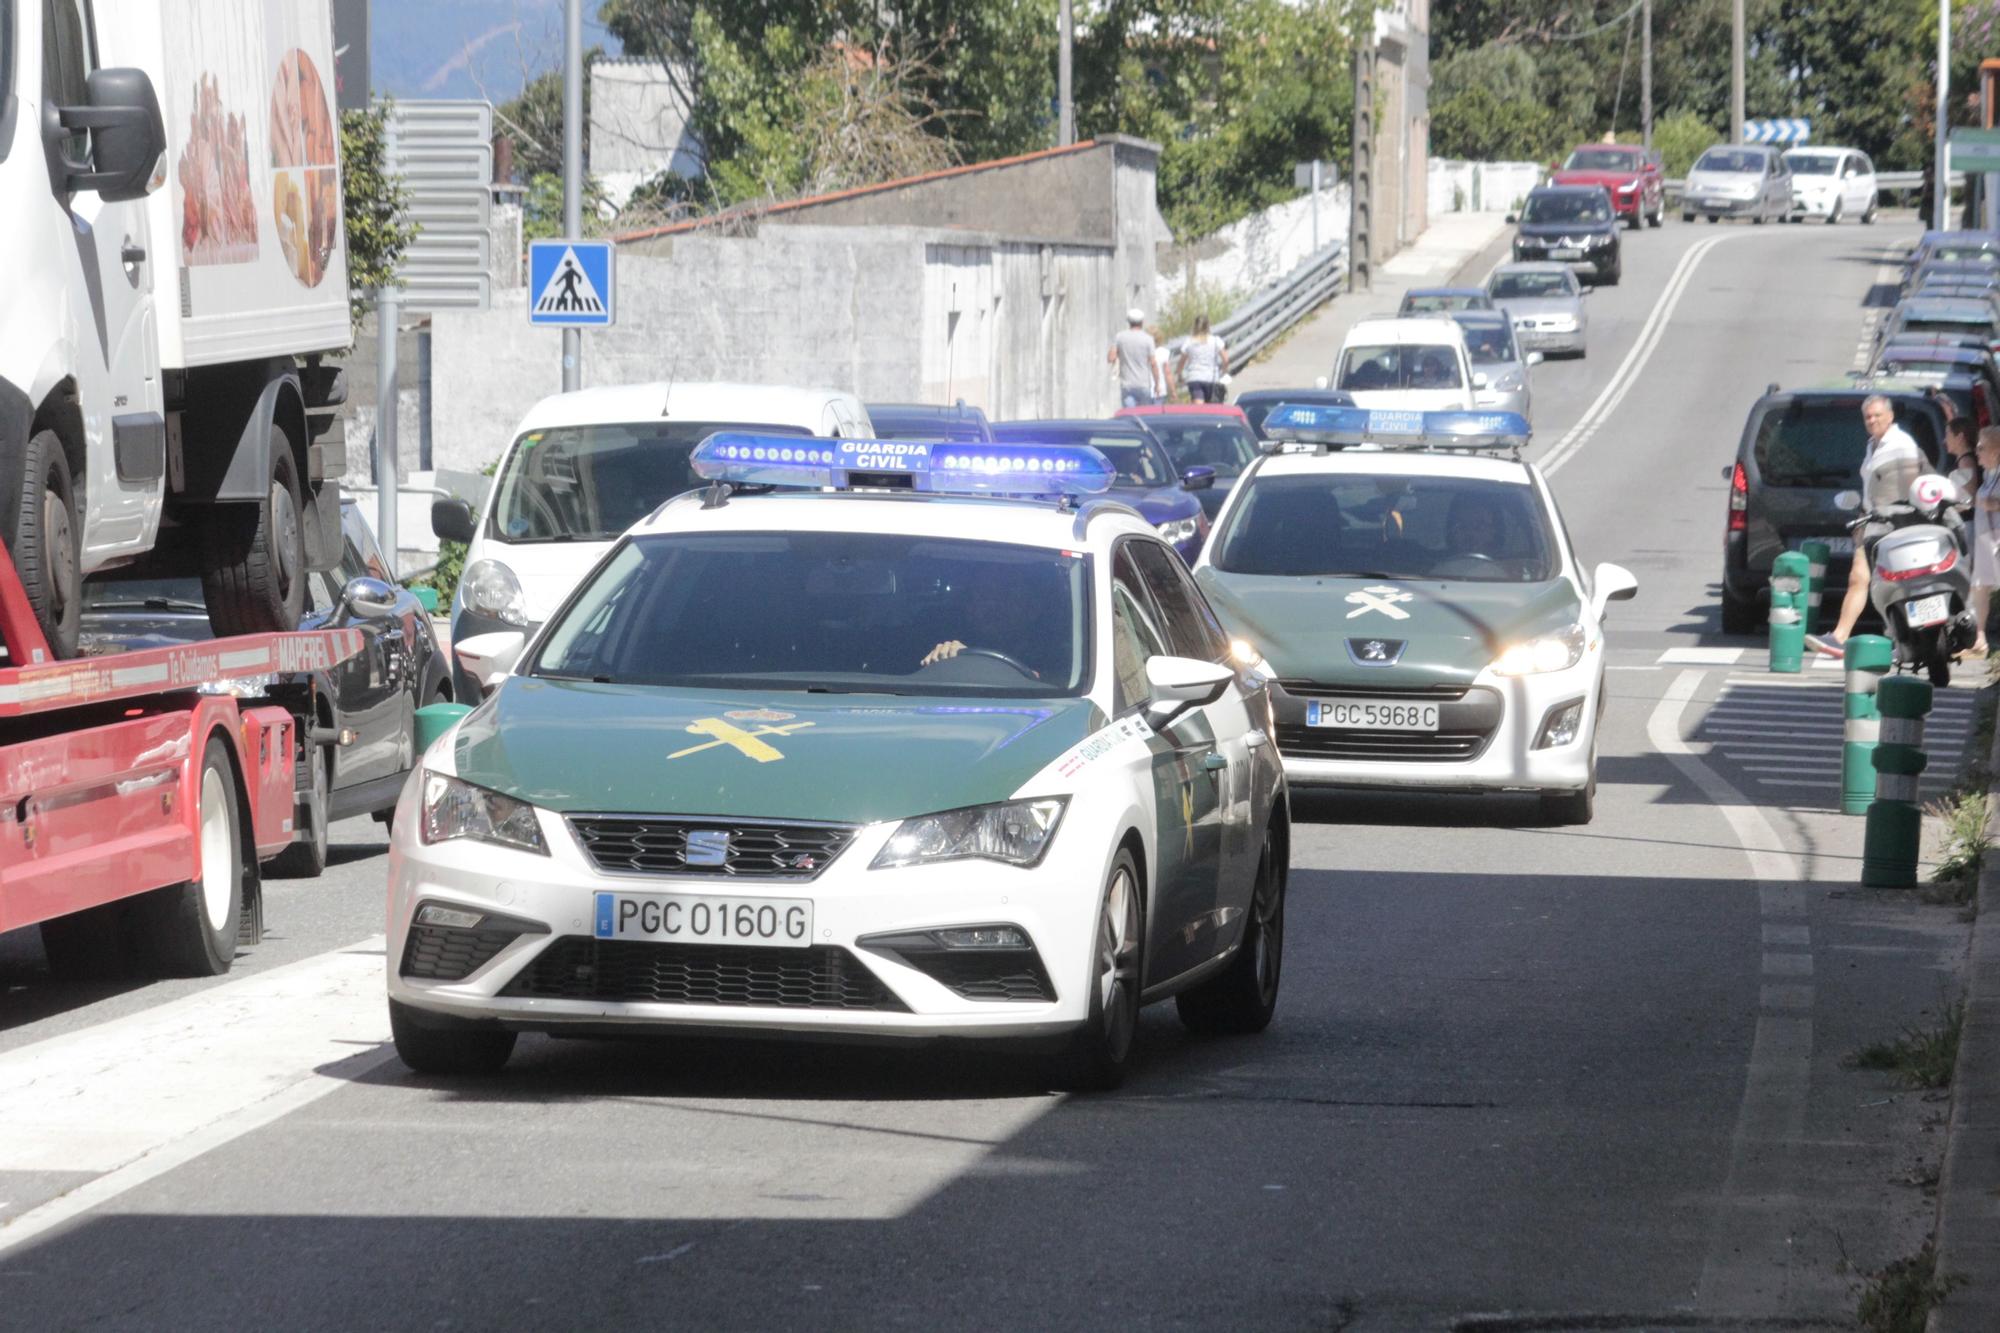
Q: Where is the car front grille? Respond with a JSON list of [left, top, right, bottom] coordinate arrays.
[[500, 937, 907, 1011], [567, 815, 856, 880], [1275, 725, 1492, 762], [400, 924, 519, 982]]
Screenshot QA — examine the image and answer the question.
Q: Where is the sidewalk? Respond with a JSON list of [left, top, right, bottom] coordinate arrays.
[[1230, 211, 1514, 396]]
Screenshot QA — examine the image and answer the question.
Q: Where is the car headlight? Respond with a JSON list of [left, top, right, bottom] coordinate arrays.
[[461, 559, 529, 626], [871, 798, 1067, 870], [1156, 517, 1200, 544], [1494, 623, 1588, 676], [1586, 233, 1611, 247], [420, 770, 548, 854]]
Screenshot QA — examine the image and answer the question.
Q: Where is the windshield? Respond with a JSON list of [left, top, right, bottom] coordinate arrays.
[[870, 413, 989, 442], [1403, 292, 1485, 313], [83, 577, 207, 611], [1458, 323, 1519, 364], [1522, 192, 1609, 225], [532, 532, 1091, 696], [1786, 154, 1838, 175], [490, 421, 811, 544], [1902, 316, 1991, 336], [1753, 402, 1940, 486], [1141, 419, 1259, 479], [990, 427, 1172, 487], [1563, 148, 1639, 172], [1212, 473, 1556, 582], [1490, 270, 1573, 300], [1694, 148, 1764, 174], [1337, 344, 1465, 392]]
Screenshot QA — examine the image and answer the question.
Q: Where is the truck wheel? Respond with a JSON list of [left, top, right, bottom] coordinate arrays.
[[14, 430, 81, 658], [269, 746, 330, 879], [391, 998, 517, 1075], [139, 736, 245, 977], [202, 430, 306, 636]]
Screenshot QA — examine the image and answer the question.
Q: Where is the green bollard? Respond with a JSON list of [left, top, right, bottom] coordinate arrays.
[[415, 702, 473, 755], [1861, 676, 1933, 887], [1799, 540, 1830, 632], [1768, 587, 1804, 672], [1841, 635, 1894, 815]]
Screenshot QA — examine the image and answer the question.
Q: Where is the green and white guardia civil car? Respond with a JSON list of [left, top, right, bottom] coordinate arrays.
[[1191, 406, 1637, 824], [388, 437, 1289, 1087]]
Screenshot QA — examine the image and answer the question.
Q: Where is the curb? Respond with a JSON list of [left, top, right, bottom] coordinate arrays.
[[1928, 689, 2000, 1331]]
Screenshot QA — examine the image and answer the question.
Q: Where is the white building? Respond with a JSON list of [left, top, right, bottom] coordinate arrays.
[[589, 57, 704, 209]]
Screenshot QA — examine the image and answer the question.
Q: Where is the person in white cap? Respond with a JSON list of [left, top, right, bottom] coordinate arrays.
[[1108, 308, 1159, 407]]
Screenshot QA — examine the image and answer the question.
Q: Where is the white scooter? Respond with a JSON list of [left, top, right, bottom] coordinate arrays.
[[1836, 473, 1978, 687]]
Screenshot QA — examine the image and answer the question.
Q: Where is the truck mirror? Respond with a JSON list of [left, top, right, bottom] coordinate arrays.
[[56, 68, 166, 203], [432, 498, 477, 545]]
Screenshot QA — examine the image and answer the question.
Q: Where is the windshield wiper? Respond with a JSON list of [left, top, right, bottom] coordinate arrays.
[[91, 598, 209, 613], [805, 684, 917, 696]]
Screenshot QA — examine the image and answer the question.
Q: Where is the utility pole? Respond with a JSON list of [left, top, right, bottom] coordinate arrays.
[[1731, 0, 1745, 144], [1058, 0, 1075, 146], [1350, 44, 1374, 292], [1641, 0, 1653, 148], [1936, 0, 1952, 228], [562, 0, 583, 392], [374, 108, 399, 577]]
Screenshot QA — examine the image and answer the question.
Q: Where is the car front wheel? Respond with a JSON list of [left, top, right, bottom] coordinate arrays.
[[391, 999, 517, 1075], [1053, 848, 1143, 1091], [1176, 826, 1285, 1035]]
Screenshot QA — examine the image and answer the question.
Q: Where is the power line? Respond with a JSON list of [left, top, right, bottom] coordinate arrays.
[[1548, 0, 1649, 43]]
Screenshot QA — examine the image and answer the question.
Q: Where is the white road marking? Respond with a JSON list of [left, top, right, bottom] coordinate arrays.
[[1659, 647, 1745, 665]]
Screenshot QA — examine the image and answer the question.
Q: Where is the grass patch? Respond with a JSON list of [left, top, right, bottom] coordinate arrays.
[[1845, 1003, 1965, 1089], [1925, 786, 1990, 906], [1155, 277, 1242, 342], [1857, 1242, 1962, 1332]]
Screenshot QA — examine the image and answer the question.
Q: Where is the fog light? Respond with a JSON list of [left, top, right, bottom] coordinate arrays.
[[416, 903, 485, 929], [1535, 699, 1586, 750], [935, 926, 1028, 949]]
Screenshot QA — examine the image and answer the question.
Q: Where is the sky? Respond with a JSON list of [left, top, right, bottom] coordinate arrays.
[[368, 0, 621, 104]]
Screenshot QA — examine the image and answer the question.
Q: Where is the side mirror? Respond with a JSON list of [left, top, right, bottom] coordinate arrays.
[[1472, 372, 1490, 390], [1592, 562, 1639, 615], [1181, 465, 1216, 492], [456, 630, 527, 692], [1505, 213, 1518, 224], [55, 68, 166, 202], [338, 575, 399, 621], [432, 497, 477, 545], [1526, 351, 1545, 366], [1832, 489, 1863, 512], [1314, 375, 1331, 390], [1144, 655, 1233, 730]]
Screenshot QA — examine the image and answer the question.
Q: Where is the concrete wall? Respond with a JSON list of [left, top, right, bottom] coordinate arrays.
[[1428, 161, 1544, 217], [1158, 184, 1354, 297]]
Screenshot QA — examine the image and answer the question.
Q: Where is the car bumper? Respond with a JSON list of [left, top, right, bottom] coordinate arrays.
[[1513, 327, 1585, 354], [385, 781, 1106, 1040], [1790, 194, 1838, 218], [1266, 664, 1599, 794], [1685, 195, 1761, 216]]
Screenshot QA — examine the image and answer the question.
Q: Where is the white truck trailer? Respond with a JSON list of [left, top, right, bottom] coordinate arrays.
[[2, 0, 354, 656]]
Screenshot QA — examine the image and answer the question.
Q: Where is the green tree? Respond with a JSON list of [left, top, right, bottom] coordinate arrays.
[[1771, 0, 1934, 167], [1651, 108, 1720, 178], [498, 47, 604, 181], [339, 105, 417, 331], [1431, 83, 1568, 163]]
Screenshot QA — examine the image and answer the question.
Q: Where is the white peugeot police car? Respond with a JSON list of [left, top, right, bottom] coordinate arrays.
[[1192, 405, 1637, 824], [389, 436, 1290, 1088]]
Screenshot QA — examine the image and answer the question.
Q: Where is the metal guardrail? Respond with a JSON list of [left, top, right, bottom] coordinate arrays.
[[1663, 169, 1945, 200], [1215, 242, 1349, 366]]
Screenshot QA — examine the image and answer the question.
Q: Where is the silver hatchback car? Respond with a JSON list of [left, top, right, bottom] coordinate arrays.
[[1454, 309, 1540, 420], [1487, 262, 1589, 358], [1681, 144, 1792, 224]]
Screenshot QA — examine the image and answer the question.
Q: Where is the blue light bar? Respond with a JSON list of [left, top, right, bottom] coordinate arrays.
[[692, 434, 1115, 496], [1259, 404, 1531, 451]]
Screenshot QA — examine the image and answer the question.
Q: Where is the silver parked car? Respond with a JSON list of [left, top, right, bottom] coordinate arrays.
[[1486, 262, 1589, 359], [1681, 144, 1792, 224], [1453, 309, 1539, 420]]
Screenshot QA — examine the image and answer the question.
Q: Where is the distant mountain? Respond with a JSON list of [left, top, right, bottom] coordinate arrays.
[[367, 0, 620, 103]]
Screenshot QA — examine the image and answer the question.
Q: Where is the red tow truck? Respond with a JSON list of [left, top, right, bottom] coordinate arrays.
[[0, 543, 362, 979]]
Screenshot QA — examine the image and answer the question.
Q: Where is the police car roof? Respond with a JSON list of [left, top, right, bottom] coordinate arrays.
[[511, 381, 864, 435], [1254, 448, 1533, 486], [636, 486, 1153, 549]]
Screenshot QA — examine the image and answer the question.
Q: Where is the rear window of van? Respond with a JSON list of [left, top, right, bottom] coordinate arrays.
[[1751, 401, 1940, 486]]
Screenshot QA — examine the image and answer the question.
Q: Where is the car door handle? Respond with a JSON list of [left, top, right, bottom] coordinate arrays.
[[121, 240, 146, 266], [1201, 751, 1228, 772]]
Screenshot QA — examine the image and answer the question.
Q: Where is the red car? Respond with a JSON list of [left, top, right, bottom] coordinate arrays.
[[1550, 143, 1664, 229]]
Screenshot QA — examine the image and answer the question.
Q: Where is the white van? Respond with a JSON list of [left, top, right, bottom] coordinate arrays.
[[1332, 317, 1481, 412], [434, 382, 871, 697]]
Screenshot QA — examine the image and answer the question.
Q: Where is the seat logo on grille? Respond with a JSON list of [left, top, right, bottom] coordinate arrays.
[[685, 829, 731, 866]]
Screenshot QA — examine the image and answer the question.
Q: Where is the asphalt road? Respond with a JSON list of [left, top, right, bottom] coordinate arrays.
[[0, 215, 1975, 1331]]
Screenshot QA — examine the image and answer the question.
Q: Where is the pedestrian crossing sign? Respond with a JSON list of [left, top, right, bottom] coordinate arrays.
[[528, 239, 615, 327]]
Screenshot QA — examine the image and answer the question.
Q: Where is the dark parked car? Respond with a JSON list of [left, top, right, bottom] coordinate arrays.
[[1878, 297, 2000, 352], [990, 418, 1211, 560], [1510, 184, 1622, 284], [1233, 387, 1356, 438], [1720, 381, 1947, 633], [1113, 408, 1259, 520], [1872, 341, 2000, 425], [863, 401, 994, 441], [80, 499, 450, 876]]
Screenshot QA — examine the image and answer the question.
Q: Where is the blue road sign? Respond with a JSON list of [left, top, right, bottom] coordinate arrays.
[[528, 239, 615, 327], [1741, 118, 1811, 146]]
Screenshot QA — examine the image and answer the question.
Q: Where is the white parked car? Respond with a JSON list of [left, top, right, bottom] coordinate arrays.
[[433, 382, 872, 699], [1783, 146, 1879, 225], [1332, 317, 1481, 413]]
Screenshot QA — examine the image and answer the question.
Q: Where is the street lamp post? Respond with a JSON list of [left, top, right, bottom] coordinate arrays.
[[1059, 0, 1075, 146], [1937, 0, 1952, 228], [562, 0, 582, 392]]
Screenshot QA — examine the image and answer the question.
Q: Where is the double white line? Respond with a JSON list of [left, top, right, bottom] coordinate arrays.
[[1541, 232, 1738, 476]]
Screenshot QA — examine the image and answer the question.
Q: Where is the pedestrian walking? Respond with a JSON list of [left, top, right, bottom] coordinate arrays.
[[1972, 427, 2000, 654], [1178, 316, 1230, 403], [1149, 325, 1175, 402], [1109, 309, 1159, 408]]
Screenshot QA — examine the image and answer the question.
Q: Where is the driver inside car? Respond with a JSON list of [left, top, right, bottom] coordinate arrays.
[[920, 562, 1056, 677], [1445, 494, 1506, 562]]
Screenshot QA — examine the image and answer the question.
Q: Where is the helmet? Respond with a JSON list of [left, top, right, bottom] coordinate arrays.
[[1909, 473, 1952, 514]]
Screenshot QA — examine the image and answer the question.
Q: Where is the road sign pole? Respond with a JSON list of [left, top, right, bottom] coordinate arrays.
[[1641, 0, 1653, 149], [1730, 0, 1744, 146], [375, 284, 399, 580], [562, 0, 583, 392], [1058, 0, 1074, 147], [1937, 0, 1953, 229]]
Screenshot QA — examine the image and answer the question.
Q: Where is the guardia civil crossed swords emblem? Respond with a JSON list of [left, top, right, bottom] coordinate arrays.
[[1344, 585, 1414, 620]]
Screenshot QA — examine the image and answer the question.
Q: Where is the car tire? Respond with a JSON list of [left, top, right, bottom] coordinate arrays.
[[1753, 211, 1766, 225], [1681, 212, 1694, 223], [135, 736, 245, 978], [202, 428, 307, 637], [390, 998, 517, 1075], [1863, 198, 1878, 225], [1827, 199, 1843, 225], [1542, 778, 1594, 826], [269, 745, 330, 880], [13, 429, 81, 659], [1602, 263, 1621, 287], [1176, 825, 1285, 1036], [1721, 588, 1763, 635], [1707, 214, 1720, 223], [1649, 206, 1664, 228], [1052, 847, 1143, 1092]]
